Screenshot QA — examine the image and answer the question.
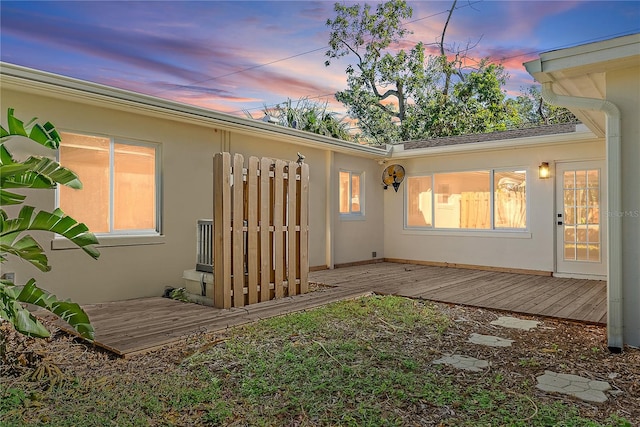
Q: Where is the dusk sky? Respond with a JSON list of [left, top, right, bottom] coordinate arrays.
[[1, 1, 639, 120]]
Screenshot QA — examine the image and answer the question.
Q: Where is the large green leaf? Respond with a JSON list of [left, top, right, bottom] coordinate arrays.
[[0, 156, 82, 190], [17, 279, 94, 340], [0, 207, 100, 266], [0, 189, 26, 205], [0, 281, 51, 338], [0, 279, 94, 340], [0, 108, 61, 149], [0, 234, 50, 272]]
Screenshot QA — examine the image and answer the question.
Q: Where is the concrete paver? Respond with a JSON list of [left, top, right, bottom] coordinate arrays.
[[468, 333, 514, 347], [432, 354, 490, 372], [490, 316, 541, 330], [536, 370, 611, 403]]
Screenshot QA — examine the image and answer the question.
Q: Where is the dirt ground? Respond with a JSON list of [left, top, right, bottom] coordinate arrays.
[[1, 298, 639, 425]]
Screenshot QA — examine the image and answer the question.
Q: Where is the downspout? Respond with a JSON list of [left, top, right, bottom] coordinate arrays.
[[541, 82, 623, 352]]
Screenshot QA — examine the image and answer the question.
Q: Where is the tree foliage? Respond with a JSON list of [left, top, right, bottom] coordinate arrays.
[[256, 98, 352, 141], [324, 0, 541, 144], [1, 108, 99, 341], [511, 85, 578, 126]]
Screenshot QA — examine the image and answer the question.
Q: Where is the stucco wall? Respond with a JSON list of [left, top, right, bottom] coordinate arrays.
[[1, 87, 372, 303], [607, 65, 640, 346], [384, 139, 605, 273], [331, 153, 385, 265]]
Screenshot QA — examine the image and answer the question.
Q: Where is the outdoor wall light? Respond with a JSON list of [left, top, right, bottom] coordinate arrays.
[[538, 162, 550, 179]]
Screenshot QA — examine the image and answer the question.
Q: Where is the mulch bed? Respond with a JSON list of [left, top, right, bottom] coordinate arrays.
[[1, 299, 638, 425]]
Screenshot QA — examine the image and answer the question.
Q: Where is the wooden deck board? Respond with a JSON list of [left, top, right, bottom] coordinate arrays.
[[311, 262, 607, 325], [45, 262, 606, 357]]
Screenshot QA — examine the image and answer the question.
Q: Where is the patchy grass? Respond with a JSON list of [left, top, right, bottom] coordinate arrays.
[[1, 295, 637, 426]]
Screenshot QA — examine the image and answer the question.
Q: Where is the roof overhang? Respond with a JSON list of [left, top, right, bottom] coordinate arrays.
[[389, 124, 599, 160], [0, 62, 388, 159], [524, 33, 640, 137]]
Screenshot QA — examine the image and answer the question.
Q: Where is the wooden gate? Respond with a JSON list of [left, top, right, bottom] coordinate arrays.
[[213, 152, 310, 309]]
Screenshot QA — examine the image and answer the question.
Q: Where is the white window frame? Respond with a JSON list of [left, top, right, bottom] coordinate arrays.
[[53, 132, 163, 248], [404, 168, 528, 232], [339, 169, 365, 220]]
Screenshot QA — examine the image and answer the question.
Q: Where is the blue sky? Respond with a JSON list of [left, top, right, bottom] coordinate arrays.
[[1, 1, 638, 118]]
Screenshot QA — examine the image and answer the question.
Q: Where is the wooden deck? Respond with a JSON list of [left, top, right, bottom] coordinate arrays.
[[47, 285, 372, 357], [310, 262, 607, 325], [47, 262, 606, 357]]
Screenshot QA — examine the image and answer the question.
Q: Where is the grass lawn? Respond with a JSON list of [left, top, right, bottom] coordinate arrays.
[[1, 295, 637, 426]]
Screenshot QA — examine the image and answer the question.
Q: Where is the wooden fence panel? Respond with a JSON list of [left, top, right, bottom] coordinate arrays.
[[213, 153, 309, 308], [259, 157, 271, 303], [287, 161, 298, 296], [232, 153, 245, 307], [247, 157, 259, 304], [299, 162, 309, 293], [213, 153, 232, 308]]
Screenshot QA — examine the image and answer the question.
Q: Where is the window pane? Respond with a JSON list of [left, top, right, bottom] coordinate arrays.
[[407, 176, 432, 227], [494, 171, 526, 229], [351, 174, 361, 213], [59, 133, 110, 233], [113, 143, 156, 230], [434, 171, 490, 229], [339, 171, 350, 214]]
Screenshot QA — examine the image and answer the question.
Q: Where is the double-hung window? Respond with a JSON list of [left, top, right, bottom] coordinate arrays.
[[339, 170, 364, 217], [406, 169, 527, 230], [58, 132, 160, 236]]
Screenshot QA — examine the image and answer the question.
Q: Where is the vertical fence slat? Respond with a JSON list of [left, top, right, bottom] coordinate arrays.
[[287, 161, 298, 296], [299, 162, 309, 293], [213, 153, 309, 307], [247, 157, 259, 304], [259, 157, 271, 302], [273, 160, 285, 299], [232, 154, 245, 307], [213, 153, 231, 308]]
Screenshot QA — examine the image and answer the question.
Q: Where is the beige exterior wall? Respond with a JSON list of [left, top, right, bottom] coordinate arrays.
[[332, 153, 385, 265], [607, 65, 640, 346], [383, 138, 605, 272], [1, 87, 379, 303]]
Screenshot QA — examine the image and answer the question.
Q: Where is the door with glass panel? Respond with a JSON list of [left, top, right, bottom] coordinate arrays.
[[556, 161, 606, 277]]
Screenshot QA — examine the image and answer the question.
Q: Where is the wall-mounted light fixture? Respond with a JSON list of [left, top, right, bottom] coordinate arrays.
[[538, 162, 550, 179]]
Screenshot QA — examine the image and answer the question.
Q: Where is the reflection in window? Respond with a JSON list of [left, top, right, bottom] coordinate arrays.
[[494, 171, 527, 229], [435, 171, 491, 229], [59, 132, 159, 235], [339, 170, 363, 215], [407, 176, 432, 226], [563, 169, 600, 262], [406, 170, 527, 230]]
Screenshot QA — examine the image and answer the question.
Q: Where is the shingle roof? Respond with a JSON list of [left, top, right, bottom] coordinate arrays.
[[402, 123, 578, 150]]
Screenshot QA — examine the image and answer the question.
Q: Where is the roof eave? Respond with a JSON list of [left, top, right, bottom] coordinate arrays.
[[0, 62, 388, 158], [390, 125, 600, 159]]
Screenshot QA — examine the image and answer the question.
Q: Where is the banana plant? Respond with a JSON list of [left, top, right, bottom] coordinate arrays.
[[1, 108, 99, 340]]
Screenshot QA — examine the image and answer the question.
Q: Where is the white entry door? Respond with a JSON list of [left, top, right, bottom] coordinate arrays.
[[556, 161, 607, 277]]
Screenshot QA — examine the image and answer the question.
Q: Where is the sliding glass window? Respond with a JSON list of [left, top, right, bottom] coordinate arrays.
[[406, 169, 527, 231]]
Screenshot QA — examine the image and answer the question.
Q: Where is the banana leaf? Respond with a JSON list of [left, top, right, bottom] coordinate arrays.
[[0, 156, 82, 189], [0, 207, 100, 268], [0, 279, 94, 340], [0, 108, 61, 149], [0, 282, 51, 337]]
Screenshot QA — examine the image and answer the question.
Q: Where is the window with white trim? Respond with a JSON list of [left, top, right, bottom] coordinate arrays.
[[339, 170, 364, 216], [406, 169, 527, 230], [58, 132, 160, 235]]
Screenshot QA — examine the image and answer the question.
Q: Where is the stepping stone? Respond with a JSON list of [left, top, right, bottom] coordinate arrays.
[[490, 316, 540, 331], [536, 370, 611, 403], [469, 333, 514, 347], [432, 354, 489, 372]]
